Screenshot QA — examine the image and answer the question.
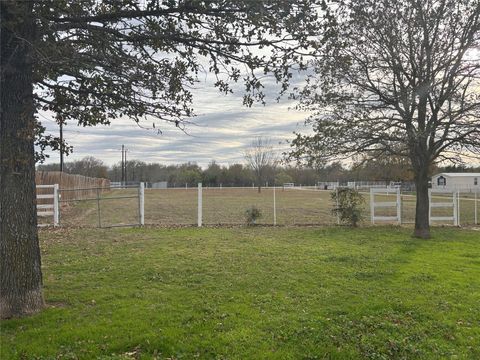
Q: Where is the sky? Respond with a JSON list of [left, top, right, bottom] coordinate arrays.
[[37, 70, 480, 170], [38, 74, 309, 168]]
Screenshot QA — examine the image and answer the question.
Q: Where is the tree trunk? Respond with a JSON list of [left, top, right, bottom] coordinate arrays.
[[413, 168, 431, 239], [0, 2, 44, 319], [257, 185, 261, 193]]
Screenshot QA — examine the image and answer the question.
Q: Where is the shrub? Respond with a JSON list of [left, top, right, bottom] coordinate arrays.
[[245, 206, 262, 226], [331, 188, 365, 227]]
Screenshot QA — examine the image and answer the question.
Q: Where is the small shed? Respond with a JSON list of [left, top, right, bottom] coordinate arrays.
[[431, 173, 480, 191]]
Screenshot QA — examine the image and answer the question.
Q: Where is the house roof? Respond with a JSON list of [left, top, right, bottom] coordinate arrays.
[[434, 173, 480, 177]]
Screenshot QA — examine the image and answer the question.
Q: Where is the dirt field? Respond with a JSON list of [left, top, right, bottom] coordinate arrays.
[[54, 187, 480, 228]]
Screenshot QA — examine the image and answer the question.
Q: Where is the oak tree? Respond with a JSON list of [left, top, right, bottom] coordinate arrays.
[[290, 0, 480, 238], [0, 0, 319, 318]]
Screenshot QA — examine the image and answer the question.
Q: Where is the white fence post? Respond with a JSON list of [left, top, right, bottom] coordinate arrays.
[[455, 191, 459, 226], [273, 185, 277, 226], [428, 189, 434, 225], [36, 184, 59, 227], [336, 187, 340, 225], [96, 187, 101, 228], [53, 184, 59, 227], [397, 189, 401, 224], [429, 189, 457, 226], [198, 183, 202, 227], [475, 191, 478, 225], [370, 188, 374, 224], [139, 182, 145, 226], [371, 187, 401, 224]]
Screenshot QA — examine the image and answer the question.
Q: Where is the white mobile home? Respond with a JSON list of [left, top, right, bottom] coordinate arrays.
[[431, 173, 480, 192]]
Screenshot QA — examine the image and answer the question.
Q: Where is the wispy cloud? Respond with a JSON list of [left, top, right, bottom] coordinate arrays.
[[38, 73, 310, 167]]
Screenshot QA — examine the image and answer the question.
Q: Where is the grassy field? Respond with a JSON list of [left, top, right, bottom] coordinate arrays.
[[2, 226, 480, 359], [56, 187, 480, 228]]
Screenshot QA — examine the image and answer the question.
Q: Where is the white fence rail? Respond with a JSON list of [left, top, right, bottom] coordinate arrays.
[[37, 183, 145, 228], [36, 183, 478, 228], [36, 184, 59, 227], [370, 188, 401, 224], [429, 190, 458, 226]]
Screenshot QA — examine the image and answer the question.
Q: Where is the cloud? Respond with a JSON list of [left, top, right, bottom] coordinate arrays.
[[38, 72, 310, 167]]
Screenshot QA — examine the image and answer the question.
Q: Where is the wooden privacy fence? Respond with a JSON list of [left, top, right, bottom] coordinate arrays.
[[36, 171, 110, 201]]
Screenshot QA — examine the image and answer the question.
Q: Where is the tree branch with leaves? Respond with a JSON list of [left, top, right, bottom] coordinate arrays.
[[0, 0, 321, 319], [289, 0, 480, 238]]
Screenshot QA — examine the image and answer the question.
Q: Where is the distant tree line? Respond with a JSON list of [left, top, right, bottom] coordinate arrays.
[[37, 156, 480, 187], [37, 156, 109, 179]]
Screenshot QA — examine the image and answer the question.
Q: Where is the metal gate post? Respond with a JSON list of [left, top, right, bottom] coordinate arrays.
[[475, 191, 478, 225], [273, 185, 277, 226], [396, 188, 401, 225], [336, 187, 340, 225], [370, 188, 374, 224], [139, 182, 145, 226], [198, 183, 202, 227], [96, 187, 101, 228], [53, 184, 59, 227], [428, 189, 432, 225], [455, 191, 460, 226]]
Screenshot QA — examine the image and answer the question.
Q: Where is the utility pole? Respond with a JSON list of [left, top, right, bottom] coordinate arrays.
[[121, 144, 125, 185], [59, 116, 64, 172], [125, 148, 128, 183]]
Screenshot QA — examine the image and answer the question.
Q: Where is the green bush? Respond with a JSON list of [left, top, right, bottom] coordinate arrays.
[[331, 188, 365, 227], [245, 206, 262, 226]]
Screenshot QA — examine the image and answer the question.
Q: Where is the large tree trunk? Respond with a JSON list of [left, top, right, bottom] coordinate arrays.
[[0, 2, 44, 319], [413, 167, 431, 239]]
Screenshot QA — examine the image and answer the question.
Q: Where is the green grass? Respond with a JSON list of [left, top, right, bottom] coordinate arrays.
[[2, 227, 480, 359]]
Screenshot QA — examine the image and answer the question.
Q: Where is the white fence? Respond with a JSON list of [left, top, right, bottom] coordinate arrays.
[[196, 183, 278, 227], [348, 181, 388, 190], [195, 186, 476, 227], [370, 188, 401, 224], [429, 190, 458, 226], [36, 184, 59, 227], [37, 183, 145, 228], [194, 183, 277, 226], [36, 183, 479, 228], [317, 182, 339, 190]]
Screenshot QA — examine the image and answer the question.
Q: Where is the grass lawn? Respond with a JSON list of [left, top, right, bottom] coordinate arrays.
[[1, 226, 480, 359]]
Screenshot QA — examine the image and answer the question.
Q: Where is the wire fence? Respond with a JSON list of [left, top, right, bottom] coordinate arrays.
[[57, 185, 143, 228], [38, 184, 480, 228]]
